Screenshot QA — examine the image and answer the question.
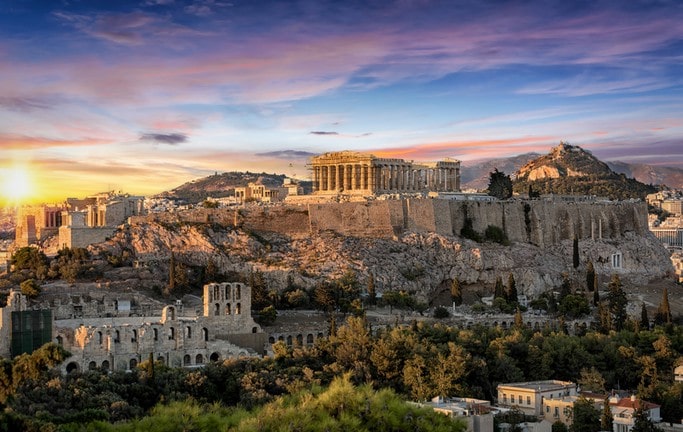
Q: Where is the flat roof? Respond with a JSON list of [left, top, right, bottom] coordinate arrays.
[[497, 380, 575, 392]]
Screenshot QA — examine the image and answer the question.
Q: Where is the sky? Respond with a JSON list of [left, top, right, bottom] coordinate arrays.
[[0, 0, 682, 205]]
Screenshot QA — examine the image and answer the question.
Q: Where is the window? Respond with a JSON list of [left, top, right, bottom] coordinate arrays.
[[503, 394, 507, 404], [169, 327, 175, 340], [546, 406, 550, 413], [554, 407, 559, 417], [527, 396, 531, 405], [236, 303, 241, 315], [132, 329, 138, 343], [153, 328, 158, 341], [226, 303, 231, 315], [186, 326, 192, 339]]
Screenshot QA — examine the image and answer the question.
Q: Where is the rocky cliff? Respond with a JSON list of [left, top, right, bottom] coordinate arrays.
[[98, 197, 673, 302]]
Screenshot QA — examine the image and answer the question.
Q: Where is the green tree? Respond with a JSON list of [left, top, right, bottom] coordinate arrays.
[[578, 367, 606, 393], [255, 305, 277, 326], [573, 236, 580, 269], [514, 307, 524, 329], [640, 303, 650, 331], [607, 274, 628, 331], [450, 278, 462, 306], [553, 421, 569, 432], [600, 397, 613, 432], [19, 278, 40, 299], [653, 287, 672, 326], [506, 273, 518, 303], [494, 276, 505, 299], [366, 273, 377, 306], [570, 396, 601, 432], [586, 261, 596, 292], [434, 306, 450, 319], [631, 406, 662, 432], [487, 168, 513, 200]]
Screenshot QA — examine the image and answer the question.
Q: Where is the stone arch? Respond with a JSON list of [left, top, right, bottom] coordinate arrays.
[[202, 327, 209, 341], [88, 361, 97, 371], [97, 331, 103, 344], [286, 335, 292, 346], [306, 334, 314, 344], [153, 328, 159, 341], [235, 303, 241, 315], [56, 335, 63, 345], [252, 326, 258, 333], [129, 358, 138, 370], [162, 305, 176, 322], [268, 336, 275, 344], [214, 303, 220, 316], [296, 334, 303, 345], [225, 303, 231, 315], [66, 362, 80, 374], [210, 352, 220, 362], [169, 327, 175, 340], [132, 329, 138, 342], [186, 326, 192, 339], [317, 332, 324, 339], [101, 360, 110, 371], [235, 285, 241, 300], [195, 354, 204, 364], [183, 354, 191, 366], [115, 330, 120, 343]]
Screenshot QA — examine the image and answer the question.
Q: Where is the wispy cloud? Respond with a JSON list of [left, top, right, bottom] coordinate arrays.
[[255, 150, 316, 159], [309, 131, 339, 136], [139, 132, 188, 145]]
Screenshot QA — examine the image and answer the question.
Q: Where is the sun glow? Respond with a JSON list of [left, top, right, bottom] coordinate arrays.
[[1, 165, 35, 206]]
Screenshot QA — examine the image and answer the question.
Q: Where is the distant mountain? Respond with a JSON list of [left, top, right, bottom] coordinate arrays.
[[512, 142, 656, 200], [607, 161, 683, 189]]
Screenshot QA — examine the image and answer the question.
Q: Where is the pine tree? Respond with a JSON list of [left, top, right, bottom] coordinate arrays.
[[573, 236, 580, 269], [593, 288, 600, 307]]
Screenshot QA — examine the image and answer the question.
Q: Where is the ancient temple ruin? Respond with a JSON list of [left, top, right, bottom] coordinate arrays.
[[310, 151, 460, 196]]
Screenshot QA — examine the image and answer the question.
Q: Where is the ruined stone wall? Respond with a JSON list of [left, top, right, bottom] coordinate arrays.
[[59, 226, 116, 249]]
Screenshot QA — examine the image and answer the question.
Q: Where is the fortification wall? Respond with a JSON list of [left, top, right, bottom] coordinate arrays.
[[60, 226, 116, 249]]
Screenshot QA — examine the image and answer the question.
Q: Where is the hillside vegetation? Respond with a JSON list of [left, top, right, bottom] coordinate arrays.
[[512, 142, 657, 200]]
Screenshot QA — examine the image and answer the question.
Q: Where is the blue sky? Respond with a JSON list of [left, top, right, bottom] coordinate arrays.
[[0, 0, 682, 202]]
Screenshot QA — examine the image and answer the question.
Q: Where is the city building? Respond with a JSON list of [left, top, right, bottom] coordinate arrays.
[[415, 396, 494, 432], [610, 395, 661, 432], [310, 151, 460, 196], [497, 380, 577, 417]]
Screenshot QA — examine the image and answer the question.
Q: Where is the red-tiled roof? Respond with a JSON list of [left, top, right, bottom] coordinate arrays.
[[611, 398, 659, 410]]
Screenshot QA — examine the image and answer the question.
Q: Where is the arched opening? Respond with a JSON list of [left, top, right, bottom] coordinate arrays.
[[129, 358, 138, 370], [114, 330, 120, 343], [101, 360, 110, 371], [195, 354, 204, 364], [296, 334, 303, 345], [88, 361, 97, 371], [97, 331, 103, 344], [156, 356, 165, 365], [225, 303, 231, 315], [186, 326, 192, 339], [56, 335, 63, 345], [252, 326, 258, 333], [268, 336, 275, 344], [235, 285, 241, 300], [153, 328, 159, 341], [235, 303, 241, 315], [202, 327, 209, 341], [210, 352, 220, 362], [169, 327, 175, 340], [214, 303, 220, 316], [278, 335, 284, 342], [224, 285, 231, 300], [306, 334, 314, 344], [286, 335, 292, 346], [317, 332, 324, 339], [66, 362, 79, 374], [213, 285, 220, 300], [132, 329, 138, 343], [183, 354, 191, 366]]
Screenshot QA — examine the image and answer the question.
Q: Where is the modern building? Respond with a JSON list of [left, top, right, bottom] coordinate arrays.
[[610, 395, 661, 432], [310, 151, 460, 196], [415, 396, 494, 432]]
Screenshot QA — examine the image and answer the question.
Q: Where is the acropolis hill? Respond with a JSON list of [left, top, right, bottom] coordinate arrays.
[[110, 195, 671, 301]]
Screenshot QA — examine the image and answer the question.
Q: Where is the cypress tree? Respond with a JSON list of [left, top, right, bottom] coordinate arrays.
[[494, 276, 504, 299], [640, 303, 650, 330], [506, 273, 518, 304], [573, 236, 580, 269], [600, 397, 613, 432], [450, 277, 462, 306], [607, 274, 627, 331], [586, 261, 596, 291], [654, 287, 672, 325]]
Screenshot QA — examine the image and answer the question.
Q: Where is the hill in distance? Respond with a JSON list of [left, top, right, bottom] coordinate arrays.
[[156, 172, 292, 203], [512, 142, 657, 200]]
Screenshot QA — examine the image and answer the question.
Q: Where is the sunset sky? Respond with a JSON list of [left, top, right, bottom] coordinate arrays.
[[1, 0, 682, 205]]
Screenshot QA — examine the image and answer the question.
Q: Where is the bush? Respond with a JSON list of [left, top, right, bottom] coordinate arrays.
[[484, 225, 509, 245], [433, 306, 450, 319], [20, 279, 40, 299]]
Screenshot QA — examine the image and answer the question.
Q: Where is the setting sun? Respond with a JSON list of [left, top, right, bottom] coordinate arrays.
[[0, 165, 35, 206]]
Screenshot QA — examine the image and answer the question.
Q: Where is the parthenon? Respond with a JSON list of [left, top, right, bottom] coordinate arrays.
[[311, 151, 460, 195]]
